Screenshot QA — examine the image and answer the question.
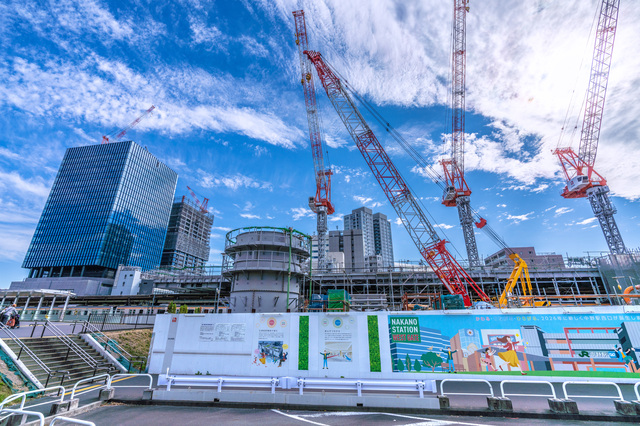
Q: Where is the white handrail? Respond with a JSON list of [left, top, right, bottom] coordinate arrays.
[[0, 386, 65, 410], [440, 379, 494, 398], [562, 381, 624, 401], [70, 374, 110, 399], [635, 382, 640, 401], [50, 416, 96, 426], [107, 373, 153, 390], [0, 408, 45, 425], [500, 380, 556, 399]]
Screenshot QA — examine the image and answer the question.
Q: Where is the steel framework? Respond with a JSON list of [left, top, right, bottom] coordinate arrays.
[[293, 10, 334, 270], [441, 0, 480, 267], [304, 50, 489, 306], [553, 0, 625, 254]]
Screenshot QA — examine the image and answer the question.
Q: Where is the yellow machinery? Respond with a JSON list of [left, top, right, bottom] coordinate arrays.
[[498, 253, 534, 308]]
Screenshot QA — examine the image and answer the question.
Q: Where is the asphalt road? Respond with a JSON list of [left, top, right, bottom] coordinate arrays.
[[70, 405, 636, 426]]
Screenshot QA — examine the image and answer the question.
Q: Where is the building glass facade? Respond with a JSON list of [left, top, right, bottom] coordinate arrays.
[[23, 141, 178, 278]]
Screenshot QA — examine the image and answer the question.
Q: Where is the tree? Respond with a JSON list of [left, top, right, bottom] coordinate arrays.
[[179, 304, 188, 314], [421, 352, 443, 372], [396, 358, 404, 372], [167, 301, 177, 314], [405, 354, 412, 372], [414, 359, 422, 372]]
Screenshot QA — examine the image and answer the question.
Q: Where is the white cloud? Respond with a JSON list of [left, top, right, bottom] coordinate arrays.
[[290, 207, 314, 220], [497, 204, 507, 208], [544, 205, 557, 212], [576, 217, 597, 226], [352, 195, 383, 209], [0, 171, 50, 199], [329, 213, 344, 222], [199, 171, 272, 191], [506, 211, 534, 223], [555, 207, 573, 216], [239, 35, 269, 57], [394, 217, 403, 226], [212, 226, 232, 232], [433, 223, 454, 230], [240, 213, 260, 219], [261, 0, 640, 199]]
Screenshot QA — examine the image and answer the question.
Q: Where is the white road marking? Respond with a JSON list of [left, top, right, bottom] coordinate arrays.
[[271, 409, 329, 425], [296, 411, 490, 426]]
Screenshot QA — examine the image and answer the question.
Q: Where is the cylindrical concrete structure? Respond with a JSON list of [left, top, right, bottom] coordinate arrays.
[[223, 227, 310, 313]]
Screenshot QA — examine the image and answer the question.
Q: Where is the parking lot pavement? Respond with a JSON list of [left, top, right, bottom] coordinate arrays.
[[72, 405, 635, 426]]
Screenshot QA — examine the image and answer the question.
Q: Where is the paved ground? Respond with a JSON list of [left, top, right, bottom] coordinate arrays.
[[71, 405, 636, 425]]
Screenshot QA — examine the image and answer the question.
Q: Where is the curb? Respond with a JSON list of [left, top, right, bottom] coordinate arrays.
[[110, 397, 640, 423]]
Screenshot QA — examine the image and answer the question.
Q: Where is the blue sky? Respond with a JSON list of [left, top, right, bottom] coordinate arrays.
[[0, 0, 639, 287]]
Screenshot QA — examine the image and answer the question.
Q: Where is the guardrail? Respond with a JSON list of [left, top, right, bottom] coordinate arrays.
[[500, 380, 557, 400], [635, 382, 640, 401], [70, 374, 111, 400], [440, 379, 494, 397], [297, 378, 430, 398], [50, 416, 96, 425], [0, 386, 65, 411], [0, 408, 45, 425], [107, 373, 153, 390], [562, 380, 624, 401], [162, 372, 279, 393]]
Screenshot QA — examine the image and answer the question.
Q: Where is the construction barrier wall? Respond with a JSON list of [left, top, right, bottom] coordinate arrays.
[[148, 306, 640, 379]]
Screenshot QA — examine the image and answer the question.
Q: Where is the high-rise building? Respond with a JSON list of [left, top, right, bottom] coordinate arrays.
[[344, 207, 375, 257], [161, 197, 214, 270], [22, 141, 177, 285], [373, 212, 394, 267], [343, 207, 395, 268]]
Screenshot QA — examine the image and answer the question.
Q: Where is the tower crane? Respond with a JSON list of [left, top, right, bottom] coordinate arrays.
[[304, 50, 490, 307], [186, 185, 209, 214], [553, 0, 626, 254], [102, 105, 156, 144], [293, 10, 335, 271], [441, 0, 483, 268]]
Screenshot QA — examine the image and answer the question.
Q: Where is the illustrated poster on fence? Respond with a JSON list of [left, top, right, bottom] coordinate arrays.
[[388, 313, 640, 377], [318, 315, 356, 371], [252, 316, 289, 368]]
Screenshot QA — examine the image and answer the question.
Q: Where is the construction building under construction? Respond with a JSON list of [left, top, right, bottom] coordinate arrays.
[[160, 196, 214, 270]]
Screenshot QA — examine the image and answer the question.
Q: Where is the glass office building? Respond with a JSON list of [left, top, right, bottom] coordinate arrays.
[[23, 141, 178, 278]]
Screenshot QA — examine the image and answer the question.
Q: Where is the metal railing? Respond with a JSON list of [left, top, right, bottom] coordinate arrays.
[[50, 417, 96, 426], [562, 380, 624, 401], [297, 377, 430, 398], [0, 386, 65, 412], [43, 321, 99, 370], [0, 408, 45, 425], [84, 313, 155, 332], [439, 379, 494, 397], [107, 373, 153, 390], [70, 374, 110, 400], [500, 380, 557, 400], [0, 323, 52, 379], [82, 321, 145, 372]]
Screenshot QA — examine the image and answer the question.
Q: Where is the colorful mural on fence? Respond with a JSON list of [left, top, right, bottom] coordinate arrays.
[[389, 313, 640, 375]]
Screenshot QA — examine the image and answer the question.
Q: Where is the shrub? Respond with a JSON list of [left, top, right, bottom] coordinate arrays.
[[167, 301, 177, 314], [179, 304, 188, 314], [194, 307, 202, 314]]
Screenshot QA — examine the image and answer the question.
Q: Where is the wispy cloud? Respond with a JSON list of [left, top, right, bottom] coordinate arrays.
[[240, 213, 260, 219], [290, 207, 314, 220], [555, 207, 573, 216], [199, 171, 272, 191], [506, 212, 535, 223], [434, 223, 454, 230], [576, 217, 597, 226]]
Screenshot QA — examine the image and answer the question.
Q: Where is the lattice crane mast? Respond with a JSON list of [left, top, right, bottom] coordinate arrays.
[[186, 185, 209, 214], [304, 50, 490, 307], [293, 10, 334, 271], [441, 0, 483, 268], [553, 0, 625, 254], [101, 105, 156, 144]]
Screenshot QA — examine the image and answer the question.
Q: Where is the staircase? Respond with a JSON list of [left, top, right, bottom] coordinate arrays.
[[4, 335, 118, 387]]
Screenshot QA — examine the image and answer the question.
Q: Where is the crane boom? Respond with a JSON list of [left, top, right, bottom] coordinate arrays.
[[102, 105, 156, 144], [186, 185, 209, 214], [553, 0, 625, 254], [441, 0, 480, 268], [305, 50, 490, 306], [293, 10, 334, 270]]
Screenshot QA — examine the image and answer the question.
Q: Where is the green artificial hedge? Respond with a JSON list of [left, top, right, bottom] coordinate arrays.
[[367, 315, 382, 372], [298, 316, 309, 370]]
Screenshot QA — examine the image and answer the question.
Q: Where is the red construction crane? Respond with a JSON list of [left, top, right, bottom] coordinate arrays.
[[553, 0, 625, 254], [102, 105, 156, 144], [293, 10, 334, 270], [304, 50, 490, 306], [441, 0, 483, 268], [186, 185, 209, 214]]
